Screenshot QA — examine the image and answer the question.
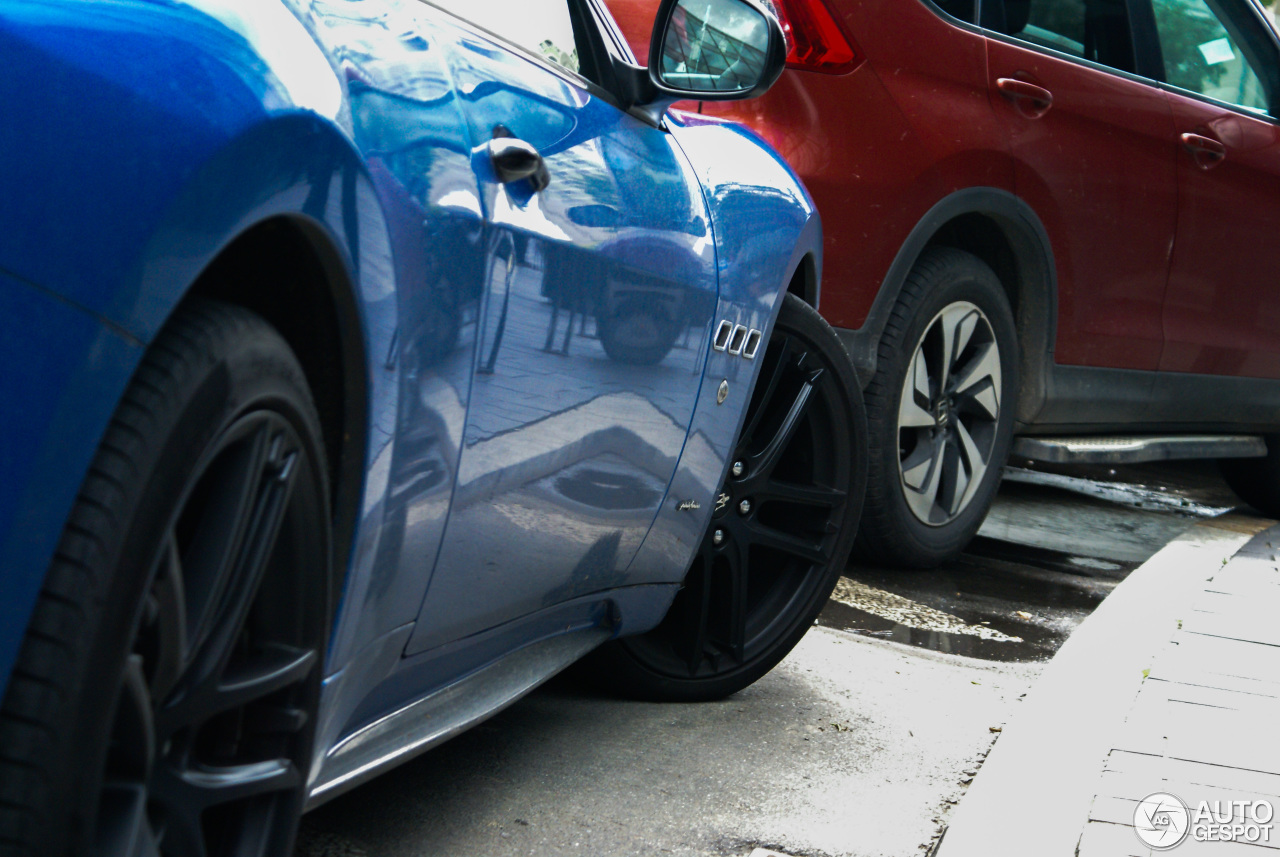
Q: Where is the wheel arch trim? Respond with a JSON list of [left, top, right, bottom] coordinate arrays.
[[836, 187, 1056, 424]]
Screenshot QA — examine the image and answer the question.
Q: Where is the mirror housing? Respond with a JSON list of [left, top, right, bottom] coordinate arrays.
[[612, 0, 786, 123]]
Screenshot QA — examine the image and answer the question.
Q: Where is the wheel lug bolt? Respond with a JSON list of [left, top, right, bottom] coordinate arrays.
[[713, 528, 726, 546], [738, 499, 752, 515], [731, 461, 745, 478]]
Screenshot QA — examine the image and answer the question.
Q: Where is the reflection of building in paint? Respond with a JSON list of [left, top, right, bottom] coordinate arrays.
[[661, 2, 767, 92]]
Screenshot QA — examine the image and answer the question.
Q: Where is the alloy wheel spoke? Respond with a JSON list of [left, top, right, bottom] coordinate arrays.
[[940, 441, 968, 518], [159, 645, 316, 742], [722, 539, 749, 663], [749, 367, 822, 479], [179, 759, 301, 810], [899, 347, 937, 429], [170, 429, 303, 727], [738, 335, 792, 452], [953, 418, 988, 512], [216, 644, 317, 723], [757, 479, 846, 513], [902, 436, 946, 522], [951, 341, 1001, 418], [899, 437, 940, 491], [182, 425, 276, 650], [936, 309, 957, 394], [948, 306, 980, 366], [681, 560, 714, 676], [740, 518, 830, 565]]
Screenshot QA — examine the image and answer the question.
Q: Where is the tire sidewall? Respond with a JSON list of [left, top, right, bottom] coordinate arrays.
[[17, 304, 329, 855], [867, 251, 1018, 566]]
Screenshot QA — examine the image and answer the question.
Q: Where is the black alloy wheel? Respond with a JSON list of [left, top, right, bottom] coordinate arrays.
[[587, 294, 867, 701], [0, 301, 330, 857]]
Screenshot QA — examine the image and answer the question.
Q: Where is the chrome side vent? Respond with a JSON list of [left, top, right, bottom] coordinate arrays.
[[711, 319, 763, 360], [712, 319, 734, 352]]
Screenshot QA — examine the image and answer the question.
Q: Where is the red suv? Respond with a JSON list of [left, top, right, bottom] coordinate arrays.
[[607, 0, 1280, 566]]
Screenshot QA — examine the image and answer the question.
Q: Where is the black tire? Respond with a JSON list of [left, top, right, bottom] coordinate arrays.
[[584, 294, 867, 701], [0, 300, 331, 857], [855, 247, 1018, 568], [1220, 436, 1280, 516]]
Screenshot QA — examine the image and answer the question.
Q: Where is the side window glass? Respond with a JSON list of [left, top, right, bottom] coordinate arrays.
[[427, 0, 582, 75], [997, 0, 1137, 73], [1151, 0, 1269, 112]]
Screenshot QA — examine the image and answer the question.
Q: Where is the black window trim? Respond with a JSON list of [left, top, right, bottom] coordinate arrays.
[[918, 0, 1280, 123], [1139, 0, 1280, 121], [918, 0, 1165, 88]]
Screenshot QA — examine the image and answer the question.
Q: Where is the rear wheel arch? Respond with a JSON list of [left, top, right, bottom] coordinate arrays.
[[849, 188, 1057, 426], [188, 215, 367, 611]]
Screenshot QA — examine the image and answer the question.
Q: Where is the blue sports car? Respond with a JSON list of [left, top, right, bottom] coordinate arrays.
[[0, 0, 867, 853]]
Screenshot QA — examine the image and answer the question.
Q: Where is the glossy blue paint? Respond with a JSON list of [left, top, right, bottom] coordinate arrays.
[[0, 274, 142, 697], [0, 0, 820, 797]]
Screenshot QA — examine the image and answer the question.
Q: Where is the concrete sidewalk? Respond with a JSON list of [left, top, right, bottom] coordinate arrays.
[[936, 512, 1280, 857]]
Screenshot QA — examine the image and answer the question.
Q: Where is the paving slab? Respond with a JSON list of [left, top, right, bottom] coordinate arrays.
[[936, 513, 1277, 857]]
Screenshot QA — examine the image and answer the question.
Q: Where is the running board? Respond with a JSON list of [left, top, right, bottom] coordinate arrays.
[[1011, 434, 1268, 464], [305, 627, 610, 810]]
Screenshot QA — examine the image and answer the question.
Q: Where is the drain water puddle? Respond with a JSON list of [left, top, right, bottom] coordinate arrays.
[[829, 579, 1022, 643]]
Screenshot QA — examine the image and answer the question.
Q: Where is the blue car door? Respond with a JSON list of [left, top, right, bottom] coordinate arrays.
[[403, 0, 719, 655]]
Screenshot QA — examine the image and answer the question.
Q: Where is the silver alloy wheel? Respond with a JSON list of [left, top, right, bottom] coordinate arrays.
[[896, 300, 1002, 526]]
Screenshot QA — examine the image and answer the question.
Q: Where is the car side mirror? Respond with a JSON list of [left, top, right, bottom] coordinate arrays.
[[613, 0, 785, 122], [650, 0, 785, 98]]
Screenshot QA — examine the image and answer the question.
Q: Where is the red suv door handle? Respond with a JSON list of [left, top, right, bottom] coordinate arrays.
[[1180, 132, 1227, 169], [996, 78, 1054, 118]]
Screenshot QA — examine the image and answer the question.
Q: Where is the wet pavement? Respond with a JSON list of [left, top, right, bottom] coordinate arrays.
[[297, 459, 1255, 857], [821, 460, 1238, 664]]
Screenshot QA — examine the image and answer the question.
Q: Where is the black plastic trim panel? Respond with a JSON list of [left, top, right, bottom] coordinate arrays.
[[836, 187, 1057, 425], [1025, 364, 1280, 434]]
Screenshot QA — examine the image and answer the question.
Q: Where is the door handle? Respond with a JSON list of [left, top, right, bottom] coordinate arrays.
[[1180, 132, 1227, 169], [996, 77, 1054, 118], [487, 136, 551, 191]]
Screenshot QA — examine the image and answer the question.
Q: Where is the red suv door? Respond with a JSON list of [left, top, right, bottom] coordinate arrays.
[[1151, 0, 1280, 379], [984, 0, 1179, 370]]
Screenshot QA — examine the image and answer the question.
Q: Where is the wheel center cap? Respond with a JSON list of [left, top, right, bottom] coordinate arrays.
[[712, 490, 732, 519], [936, 398, 951, 428]]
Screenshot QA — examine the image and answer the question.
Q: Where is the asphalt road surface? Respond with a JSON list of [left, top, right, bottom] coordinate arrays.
[[296, 461, 1249, 857]]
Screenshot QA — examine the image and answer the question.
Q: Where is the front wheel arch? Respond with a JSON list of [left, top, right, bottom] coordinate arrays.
[[843, 188, 1056, 428]]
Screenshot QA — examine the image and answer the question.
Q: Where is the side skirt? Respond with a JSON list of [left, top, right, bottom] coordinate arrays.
[[305, 627, 609, 810]]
